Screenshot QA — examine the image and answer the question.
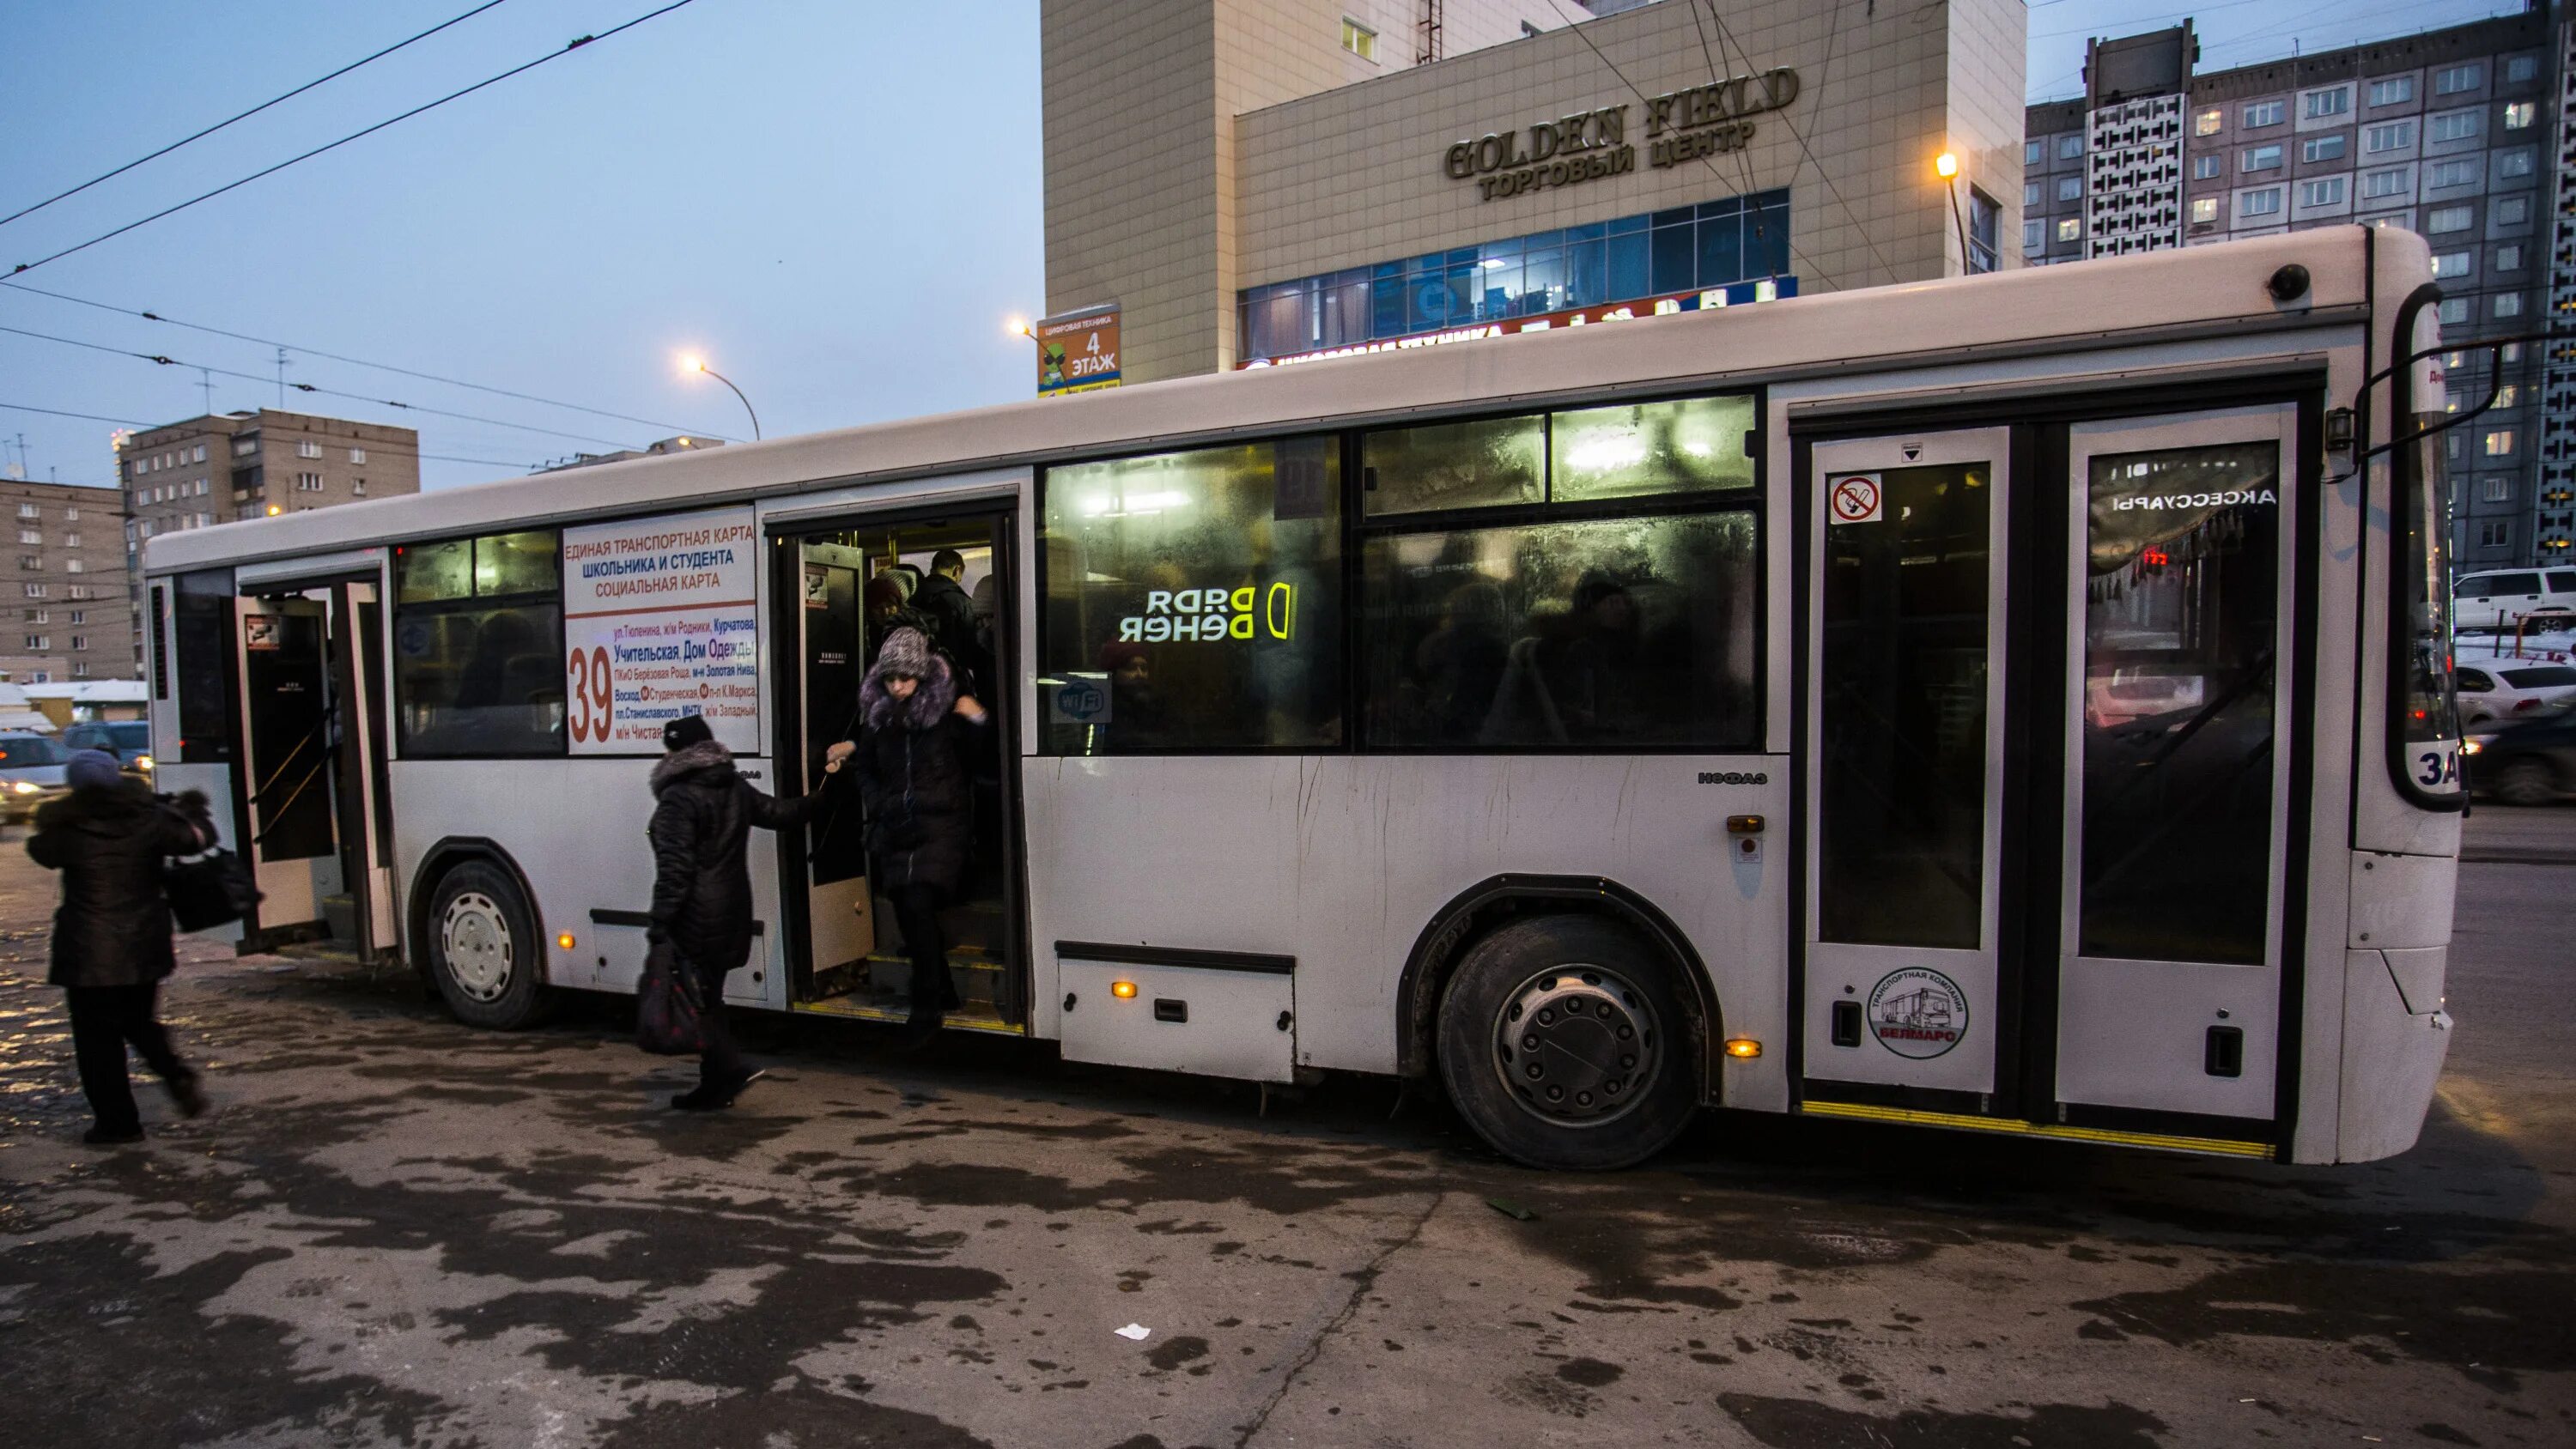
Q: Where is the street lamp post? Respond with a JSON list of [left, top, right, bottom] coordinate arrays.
[[1935, 151, 1973, 275], [679, 355, 760, 440]]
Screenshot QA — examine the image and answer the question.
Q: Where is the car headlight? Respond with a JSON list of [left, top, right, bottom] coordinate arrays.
[[10, 780, 36, 795], [135, 755, 153, 772], [2460, 739, 2482, 755]]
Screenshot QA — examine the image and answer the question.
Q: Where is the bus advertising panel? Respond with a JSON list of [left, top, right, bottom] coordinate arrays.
[[561, 506, 760, 754]]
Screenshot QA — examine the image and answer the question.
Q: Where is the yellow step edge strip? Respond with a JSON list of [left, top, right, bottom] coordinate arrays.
[[788, 998, 1028, 1037], [1798, 1099, 2275, 1160]]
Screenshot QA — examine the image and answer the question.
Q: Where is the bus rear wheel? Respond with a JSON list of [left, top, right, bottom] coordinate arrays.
[[1437, 915, 1698, 1171], [426, 860, 551, 1029]]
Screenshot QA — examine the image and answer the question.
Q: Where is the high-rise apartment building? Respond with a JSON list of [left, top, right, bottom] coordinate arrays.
[[2026, 5, 2570, 567], [0, 480, 130, 684], [115, 409, 422, 667]]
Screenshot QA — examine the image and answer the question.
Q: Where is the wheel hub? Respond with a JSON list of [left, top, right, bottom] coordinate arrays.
[[440, 891, 514, 1002], [1492, 965, 1658, 1127]]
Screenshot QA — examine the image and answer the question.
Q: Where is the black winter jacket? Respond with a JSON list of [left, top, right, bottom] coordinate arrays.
[[854, 654, 986, 894], [647, 741, 825, 973], [27, 782, 216, 989], [909, 572, 981, 664]]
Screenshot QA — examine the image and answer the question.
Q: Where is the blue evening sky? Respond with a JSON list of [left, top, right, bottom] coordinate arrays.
[[0, 0, 2528, 494]]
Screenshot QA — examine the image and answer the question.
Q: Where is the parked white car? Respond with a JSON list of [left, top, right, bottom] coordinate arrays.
[[2452, 567, 2576, 633], [2457, 659, 2576, 726]]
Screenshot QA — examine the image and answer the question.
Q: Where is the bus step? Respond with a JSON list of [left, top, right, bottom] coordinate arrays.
[[789, 995, 1025, 1036], [863, 950, 1009, 973]]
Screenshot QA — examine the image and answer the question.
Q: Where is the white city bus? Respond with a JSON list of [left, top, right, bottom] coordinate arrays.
[[142, 228, 2466, 1170]]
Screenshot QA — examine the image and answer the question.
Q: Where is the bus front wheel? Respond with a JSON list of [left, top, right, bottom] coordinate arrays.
[[1436, 915, 1698, 1170], [425, 860, 551, 1030]]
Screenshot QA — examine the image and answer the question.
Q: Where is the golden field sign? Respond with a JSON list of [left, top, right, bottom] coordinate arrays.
[[1443, 67, 1801, 200]]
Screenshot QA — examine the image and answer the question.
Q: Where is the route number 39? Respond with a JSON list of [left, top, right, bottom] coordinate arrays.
[[567, 646, 616, 744], [2415, 748, 2460, 788]]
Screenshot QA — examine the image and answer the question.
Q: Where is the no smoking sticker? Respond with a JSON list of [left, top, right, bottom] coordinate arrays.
[[1828, 472, 1883, 525]]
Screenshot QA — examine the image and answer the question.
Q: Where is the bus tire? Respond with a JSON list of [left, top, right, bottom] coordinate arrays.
[[1436, 915, 1698, 1171], [2495, 758, 2557, 808], [425, 859, 551, 1029]]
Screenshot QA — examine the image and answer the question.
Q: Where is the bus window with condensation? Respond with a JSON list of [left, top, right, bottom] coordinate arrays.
[[1040, 438, 1343, 754]]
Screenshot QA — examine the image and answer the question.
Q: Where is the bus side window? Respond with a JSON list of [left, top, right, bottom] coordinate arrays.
[[393, 531, 568, 758], [1355, 392, 1761, 750], [173, 568, 238, 763], [1039, 438, 1345, 755]]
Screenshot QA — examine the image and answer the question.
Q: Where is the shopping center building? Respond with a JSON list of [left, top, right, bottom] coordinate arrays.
[[1040, 0, 2027, 383]]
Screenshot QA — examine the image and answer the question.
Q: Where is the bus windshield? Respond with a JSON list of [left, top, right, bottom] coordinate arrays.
[[2402, 415, 2459, 743]]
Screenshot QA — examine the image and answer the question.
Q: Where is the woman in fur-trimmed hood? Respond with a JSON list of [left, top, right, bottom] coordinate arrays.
[[853, 626, 990, 1038]]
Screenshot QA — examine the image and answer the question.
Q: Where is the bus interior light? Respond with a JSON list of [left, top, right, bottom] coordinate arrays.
[[1111, 979, 1139, 999], [1724, 1038, 1763, 1059]]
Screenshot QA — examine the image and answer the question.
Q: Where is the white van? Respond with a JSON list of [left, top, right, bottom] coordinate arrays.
[[2453, 567, 2576, 632]]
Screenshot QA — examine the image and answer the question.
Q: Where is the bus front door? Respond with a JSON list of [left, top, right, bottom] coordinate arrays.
[[1803, 405, 2300, 1139], [1803, 430, 2012, 1106], [2048, 406, 2298, 1126]]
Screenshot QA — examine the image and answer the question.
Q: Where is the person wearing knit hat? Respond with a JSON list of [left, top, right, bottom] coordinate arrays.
[[27, 750, 219, 1144], [848, 625, 989, 1043], [64, 749, 124, 794], [647, 712, 854, 1110]]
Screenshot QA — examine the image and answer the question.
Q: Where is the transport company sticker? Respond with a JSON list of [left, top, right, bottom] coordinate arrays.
[[1868, 967, 1967, 1059]]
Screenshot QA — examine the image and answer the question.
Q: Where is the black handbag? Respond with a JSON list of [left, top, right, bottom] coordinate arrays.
[[164, 847, 260, 933], [636, 940, 709, 1055]]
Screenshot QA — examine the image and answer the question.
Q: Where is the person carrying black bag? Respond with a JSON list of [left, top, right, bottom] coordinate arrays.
[[26, 749, 218, 1145], [646, 714, 850, 1111]]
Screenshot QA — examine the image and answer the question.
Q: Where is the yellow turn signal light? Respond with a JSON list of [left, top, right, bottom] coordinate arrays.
[[1724, 1037, 1763, 1059], [1111, 979, 1139, 999], [557, 933, 576, 951]]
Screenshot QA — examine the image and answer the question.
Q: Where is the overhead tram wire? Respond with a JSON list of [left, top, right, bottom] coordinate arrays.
[[0, 403, 539, 470], [1, 279, 734, 441], [1535, 0, 1886, 292], [1699, 1, 1904, 287], [0, 322, 640, 451], [9, 0, 703, 278], [0, 1, 514, 232], [1683, 0, 1765, 202]]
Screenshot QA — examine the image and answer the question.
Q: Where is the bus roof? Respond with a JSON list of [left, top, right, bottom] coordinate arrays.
[[145, 227, 2401, 577]]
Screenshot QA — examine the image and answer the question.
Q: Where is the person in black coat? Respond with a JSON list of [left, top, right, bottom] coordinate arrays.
[[853, 626, 989, 1040], [910, 549, 987, 680], [27, 749, 218, 1144], [647, 714, 848, 1110]]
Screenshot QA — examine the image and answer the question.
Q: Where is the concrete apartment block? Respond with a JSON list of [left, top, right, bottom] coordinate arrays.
[[115, 408, 422, 665], [0, 480, 133, 683], [2026, 4, 2569, 566]]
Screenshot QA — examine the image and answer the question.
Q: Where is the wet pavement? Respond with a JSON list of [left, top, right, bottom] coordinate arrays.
[[2, 814, 2571, 1449]]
